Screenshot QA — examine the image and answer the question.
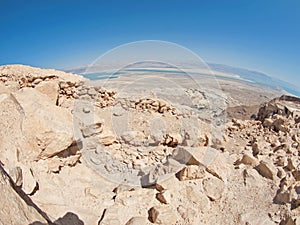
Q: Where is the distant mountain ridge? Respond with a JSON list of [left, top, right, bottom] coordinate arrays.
[[208, 63, 299, 97]]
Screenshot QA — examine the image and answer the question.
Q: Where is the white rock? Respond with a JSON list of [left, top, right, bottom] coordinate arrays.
[[12, 88, 74, 159], [202, 177, 225, 201]]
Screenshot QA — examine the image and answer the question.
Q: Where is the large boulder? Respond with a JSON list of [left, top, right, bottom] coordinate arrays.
[[12, 88, 75, 159]]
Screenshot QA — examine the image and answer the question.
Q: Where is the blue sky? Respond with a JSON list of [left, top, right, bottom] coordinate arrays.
[[0, 0, 299, 87]]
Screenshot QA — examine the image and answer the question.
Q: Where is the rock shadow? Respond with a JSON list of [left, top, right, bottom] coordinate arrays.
[[30, 212, 84, 225]]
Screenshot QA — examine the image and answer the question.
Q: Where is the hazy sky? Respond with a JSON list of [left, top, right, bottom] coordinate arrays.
[[0, 0, 299, 87]]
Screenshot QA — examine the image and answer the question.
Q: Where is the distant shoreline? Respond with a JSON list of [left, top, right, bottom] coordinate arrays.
[[81, 68, 299, 97]]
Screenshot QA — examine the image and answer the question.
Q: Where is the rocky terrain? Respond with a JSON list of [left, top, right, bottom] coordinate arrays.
[[0, 64, 299, 225]]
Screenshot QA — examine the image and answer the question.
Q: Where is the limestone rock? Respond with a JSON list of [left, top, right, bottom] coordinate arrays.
[[12, 88, 74, 159], [177, 165, 205, 181], [148, 205, 177, 224], [22, 166, 38, 195], [0, 167, 47, 224], [156, 190, 171, 204], [255, 160, 277, 180], [35, 80, 59, 104], [202, 177, 225, 201], [237, 153, 259, 167]]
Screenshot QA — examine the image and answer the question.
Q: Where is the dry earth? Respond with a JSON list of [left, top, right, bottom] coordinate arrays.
[[0, 64, 299, 225]]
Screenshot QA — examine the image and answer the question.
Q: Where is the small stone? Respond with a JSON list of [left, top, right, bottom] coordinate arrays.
[[156, 190, 171, 204], [292, 198, 300, 209], [276, 156, 286, 167], [238, 153, 259, 167], [277, 167, 286, 178], [202, 177, 225, 201], [255, 160, 277, 180], [252, 142, 260, 156], [286, 158, 296, 171], [148, 206, 177, 224], [274, 190, 292, 204]]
